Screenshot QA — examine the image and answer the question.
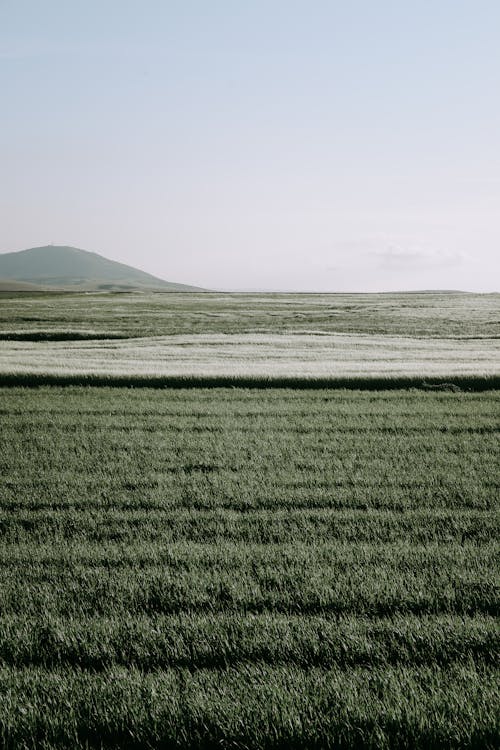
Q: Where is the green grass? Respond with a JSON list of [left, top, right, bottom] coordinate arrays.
[[0, 613, 497, 670], [0, 386, 498, 748], [1, 290, 499, 338], [0, 541, 497, 618], [2, 292, 498, 381], [0, 331, 129, 341], [1, 665, 498, 750]]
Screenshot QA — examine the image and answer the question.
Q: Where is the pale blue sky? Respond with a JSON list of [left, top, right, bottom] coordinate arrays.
[[1, 0, 499, 291]]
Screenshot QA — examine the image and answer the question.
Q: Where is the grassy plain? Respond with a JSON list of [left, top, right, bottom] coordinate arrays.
[[0, 291, 498, 747], [0, 386, 498, 748], [0, 291, 499, 383], [1, 290, 499, 338], [1, 331, 499, 381]]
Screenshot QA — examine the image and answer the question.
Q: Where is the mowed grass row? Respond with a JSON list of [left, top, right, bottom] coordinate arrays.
[[0, 386, 499, 748]]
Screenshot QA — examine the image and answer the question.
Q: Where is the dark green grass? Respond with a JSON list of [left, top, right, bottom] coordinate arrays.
[[1, 372, 499, 389], [0, 508, 496, 543], [0, 387, 498, 748], [0, 541, 497, 617], [1, 665, 498, 750], [1, 613, 498, 671], [0, 331, 129, 341], [1, 392, 497, 512]]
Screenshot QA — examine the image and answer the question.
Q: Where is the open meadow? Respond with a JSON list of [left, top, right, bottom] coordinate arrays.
[[0, 291, 499, 384], [0, 292, 499, 748]]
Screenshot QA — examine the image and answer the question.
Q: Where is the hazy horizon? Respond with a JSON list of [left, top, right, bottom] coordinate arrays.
[[2, 1, 499, 292]]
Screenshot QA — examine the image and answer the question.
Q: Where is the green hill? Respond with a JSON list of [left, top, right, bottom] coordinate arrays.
[[0, 278, 49, 292], [0, 246, 205, 291]]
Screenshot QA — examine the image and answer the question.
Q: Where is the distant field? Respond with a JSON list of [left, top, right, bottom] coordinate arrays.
[[1, 332, 498, 380], [0, 291, 499, 382], [1, 290, 499, 338], [0, 387, 498, 748]]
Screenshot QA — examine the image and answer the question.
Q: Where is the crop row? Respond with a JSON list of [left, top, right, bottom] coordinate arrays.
[[0, 613, 497, 671], [0, 508, 496, 544], [0, 486, 496, 512], [0, 542, 497, 617], [1, 390, 497, 511], [2, 384, 496, 408], [0, 664, 497, 749]]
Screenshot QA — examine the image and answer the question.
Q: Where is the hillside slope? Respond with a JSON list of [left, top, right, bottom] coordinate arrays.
[[0, 246, 204, 291], [0, 278, 49, 292]]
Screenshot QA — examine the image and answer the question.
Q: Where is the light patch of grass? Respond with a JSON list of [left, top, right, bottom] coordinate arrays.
[[0, 332, 498, 379]]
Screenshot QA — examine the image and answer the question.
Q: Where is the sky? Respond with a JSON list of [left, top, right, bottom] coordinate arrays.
[[1, 0, 499, 291]]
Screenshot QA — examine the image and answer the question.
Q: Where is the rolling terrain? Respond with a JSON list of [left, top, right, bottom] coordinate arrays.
[[0, 291, 498, 748], [0, 291, 498, 384]]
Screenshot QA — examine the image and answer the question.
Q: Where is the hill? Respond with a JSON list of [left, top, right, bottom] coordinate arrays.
[[0, 246, 205, 291], [0, 278, 49, 292]]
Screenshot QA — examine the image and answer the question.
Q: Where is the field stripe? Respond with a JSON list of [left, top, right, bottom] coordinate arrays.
[[0, 372, 499, 388]]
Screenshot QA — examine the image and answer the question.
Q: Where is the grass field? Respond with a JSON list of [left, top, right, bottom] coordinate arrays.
[[1, 290, 499, 338], [1, 332, 499, 381], [1, 292, 499, 383], [0, 291, 498, 747], [0, 385, 498, 748]]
